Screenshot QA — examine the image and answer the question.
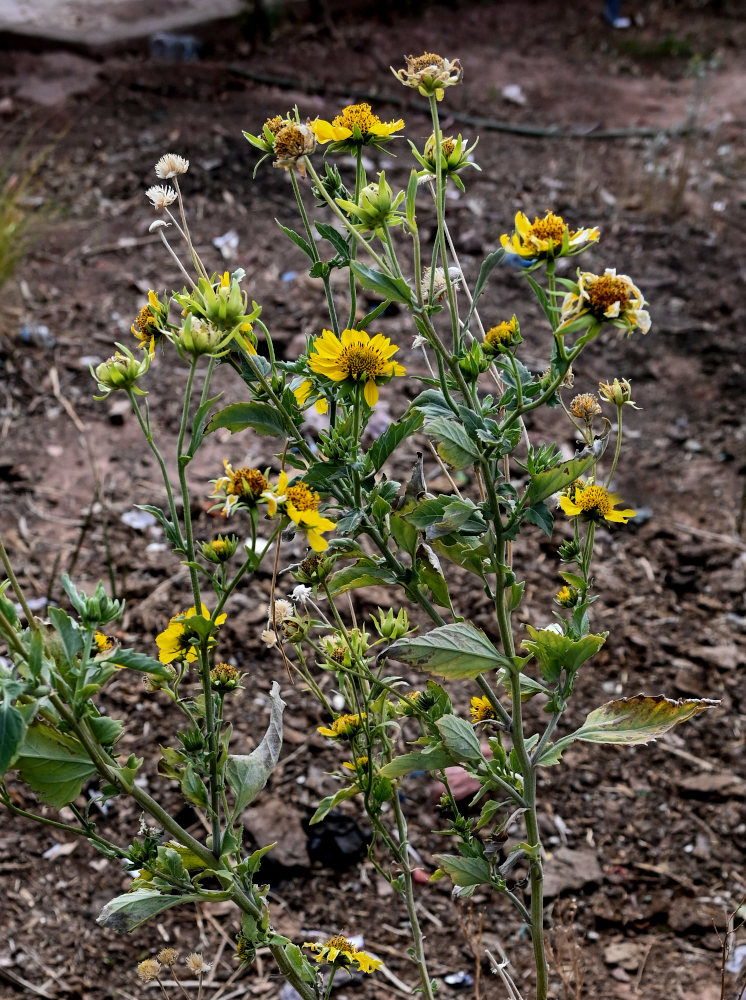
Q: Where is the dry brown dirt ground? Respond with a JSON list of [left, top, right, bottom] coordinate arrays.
[[1, 1, 745, 998]]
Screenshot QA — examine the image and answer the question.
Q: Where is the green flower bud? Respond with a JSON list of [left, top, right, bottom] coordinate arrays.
[[93, 344, 149, 398], [177, 315, 230, 357], [210, 662, 243, 692], [200, 534, 239, 564], [598, 377, 639, 408], [372, 607, 410, 640], [176, 271, 261, 334], [336, 171, 405, 236]]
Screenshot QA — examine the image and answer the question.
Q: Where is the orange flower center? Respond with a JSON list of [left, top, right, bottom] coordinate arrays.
[[586, 274, 631, 313], [333, 103, 381, 134], [575, 485, 612, 516], [412, 52, 445, 71], [338, 342, 386, 380], [265, 115, 286, 135], [286, 482, 320, 512], [529, 212, 566, 243], [485, 321, 514, 346], [230, 467, 267, 498]]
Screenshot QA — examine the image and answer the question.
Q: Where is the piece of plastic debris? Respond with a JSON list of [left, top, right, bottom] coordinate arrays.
[[444, 970, 474, 987], [213, 230, 239, 260], [42, 841, 77, 860], [501, 84, 527, 106], [281, 270, 298, 282], [726, 943, 746, 974], [121, 509, 157, 531], [149, 33, 201, 60], [18, 323, 56, 348]]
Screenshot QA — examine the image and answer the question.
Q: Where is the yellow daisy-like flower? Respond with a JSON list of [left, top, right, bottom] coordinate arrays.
[[93, 630, 114, 654], [318, 712, 367, 739], [559, 484, 636, 524], [342, 755, 369, 772], [500, 211, 600, 260], [303, 935, 382, 975], [264, 470, 336, 552], [211, 461, 268, 515], [293, 378, 329, 415], [311, 102, 403, 147], [132, 290, 168, 358], [484, 315, 520, 351], [308, 327, 405, 408], [560, 268, 650, 336], [470, 695, 496, 723], [555, 585, 579, 607], [156, 603, 227, 664]]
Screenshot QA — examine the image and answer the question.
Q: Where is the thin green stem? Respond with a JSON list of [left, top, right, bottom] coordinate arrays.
[[391, 793, 435, 1000], [0, 536, 40, 632], [427, 100, 459, 353], [604, 404, 625, 488], [0, 785, 125, 856], [127, 391, 182, 543]]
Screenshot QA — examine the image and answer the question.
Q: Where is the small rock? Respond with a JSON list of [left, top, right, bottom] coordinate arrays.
[[543, 846, 603, 898]]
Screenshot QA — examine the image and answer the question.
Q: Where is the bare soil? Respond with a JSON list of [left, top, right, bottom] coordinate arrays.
[[0, 2, 745, 999]]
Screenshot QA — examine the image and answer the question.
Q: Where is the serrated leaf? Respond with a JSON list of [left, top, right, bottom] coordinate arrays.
[[436, 716, 484, 762], [425, 417, 480, 470], [276, 221, 315, 261], [386, 623, 511, 679], [326, 562, 396, 597], [568, 694, 718, 746], [16, 724, 97, 808], [409, 389, 454, 421], [378, 746, 457, 779], [522, 626, 606, 684], [524, 450, 599, 506], [308, 784, 361, 824], [47, 607, 82, 667], [226, 681, 284, 816], [0, 703, 25, 776], [208, 402, 287, 438], [105, 648, 172, 679], [97, 888, 205, 933], [350, 261, 413, 305], [368, 409, 424, 472]]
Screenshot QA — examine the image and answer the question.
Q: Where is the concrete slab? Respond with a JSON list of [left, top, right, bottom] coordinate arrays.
[[0, 0, 244, 53]]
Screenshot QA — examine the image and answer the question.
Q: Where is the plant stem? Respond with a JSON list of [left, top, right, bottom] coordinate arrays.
[[391, 792, 435, 1000], [0, 536, 40, 632]]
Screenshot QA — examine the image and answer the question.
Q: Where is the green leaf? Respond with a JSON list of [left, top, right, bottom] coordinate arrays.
[[208, 402, 287, 438], [432, 853, 492, 890], [226, 681, 284, 817], [523, 502, 554, 537], [409, 389, 454, 421], [0, 703, 25, 777], [97, 888, 205, 933], [350, 261, 413, 306], [425, 417, 480, 470], [133, 505, 182, 548], [276, 221, 315, 261], [308, 784, 361, 824], [568, 694, 719, 747], [315, 221, 350, 260], [105, 648, 172, 679], [188, 391, 223, 457], [524, 450, 599, 507], [88, 715, 124, 746], [326, 562, 396, 597], [436, 716, 484, 762], [368, 409, 424, 472], [405, 168, 419, 230], [524, 272, 554, 325], [180, 764, 209, 809], [16, 724, 97, 808], [431, 537, 490, 579], [378, 746, 457, 779], [357, 299, 392, 329], [47, 607, 82, 667], [386, 623, 511, 679], [390, 514, 418, 559], [404, 496, 486, 538], [522, 625, 606, 684]]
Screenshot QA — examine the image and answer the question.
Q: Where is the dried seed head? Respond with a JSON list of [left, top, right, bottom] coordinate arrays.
[[157, 948, 179, 966], [154, 153, 189, 179], [137, 959, 162, 983], [569, 393, 602, 420], [185, 953, 211, 975], [146, 184, 178, 210]]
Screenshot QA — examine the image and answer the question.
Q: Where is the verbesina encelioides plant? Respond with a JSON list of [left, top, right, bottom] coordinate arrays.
[[0, 53, 718, 1000]]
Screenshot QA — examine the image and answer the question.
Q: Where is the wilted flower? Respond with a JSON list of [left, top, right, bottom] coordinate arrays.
[[177, 315, 232, 358], [311, 102, 403, 151], [393, 52, 463, 100], [291, 584, 313, 605], [185, 953, 211, 975], [293, 378, 329, 415], [599, 377, 638, 407], [421, 265, 462, 304], [137, 959, 162, 983], [261, 628, 278, 648], [211, 461, 269, 516], [273, 122, 316, 176], [307, 327, 405, 408], [569, 393, 602, 420], [500, 210, 599, 261], [157, 948, 178, 966], [559, 483, 636, 524], [146, 184, 177, 210], [268, 598, 294, 624], [559, 268, 650, 336], [154, 153, 189, 179], [131, 289, 169, 357]]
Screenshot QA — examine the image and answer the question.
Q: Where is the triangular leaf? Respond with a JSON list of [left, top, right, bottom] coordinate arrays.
[[569, 694, 719, 747], [386, 623, 511, 679]]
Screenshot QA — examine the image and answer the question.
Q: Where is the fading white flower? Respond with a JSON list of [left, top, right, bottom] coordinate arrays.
[[421, 265, 461, 304], [260, 628, 278, 648], [154, 153, 189, 179], [412, 334, 428, 350], [185, 953, 211, 975], [146, 184, 178, 210], [291, 584, 313, 605], [267, 598, 294, 624]]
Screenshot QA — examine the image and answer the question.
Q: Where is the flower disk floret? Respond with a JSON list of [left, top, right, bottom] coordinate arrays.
[[266, 470, 336, 552], [311, 102, 404, 152], [560, 268, 650, 336]]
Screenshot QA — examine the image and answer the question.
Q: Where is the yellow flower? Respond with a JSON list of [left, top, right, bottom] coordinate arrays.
[[484, 315, 520, 351], [555, 585, 579, 607], [500, 211, 599, 260], [342, 755, 369, 772], [318, 712, 366, 739], [559, 484, 636, 524], [132, 291, 169, 357], [311, 102, 403, 148], [265, 470, 336, 552], [293, 379, 329, 415], [303, 935, 382, 974], [560, 268, 650, 336], [308, 327, 405, 407], [156, 604, 227, 664], [93, 631, 114, 653], [211, 461, 269, 515], [470, 695, 496, 723]]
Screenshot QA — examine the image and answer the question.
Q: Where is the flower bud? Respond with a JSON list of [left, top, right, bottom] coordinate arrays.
[[200, 534, 239, 564], [177, 315, 227, 357], [372, 607, 410, 640], [336, 171, 405, 235], [598, 377, 638, 408], [210, 662, 242, 692], [93, 344, 149, 397]]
